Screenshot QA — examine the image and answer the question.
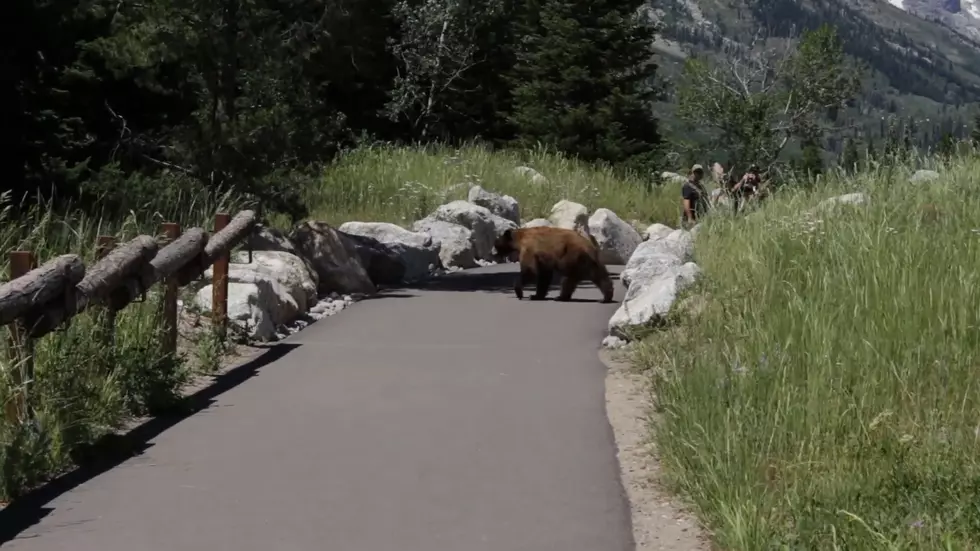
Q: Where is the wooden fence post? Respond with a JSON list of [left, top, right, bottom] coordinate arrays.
[[96, 236, 116, 348], [5, 251, 36, 423], [212, 213, 231, 338], [161, 223, 180, 356]]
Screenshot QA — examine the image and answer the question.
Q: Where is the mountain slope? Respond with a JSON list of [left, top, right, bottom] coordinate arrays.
[[653, 0, 980, 157]]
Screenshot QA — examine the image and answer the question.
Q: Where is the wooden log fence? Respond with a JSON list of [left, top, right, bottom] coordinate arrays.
[[0, 211, 257, 422]]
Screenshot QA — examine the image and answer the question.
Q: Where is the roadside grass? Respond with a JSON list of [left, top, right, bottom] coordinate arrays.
[[306, 142, 680, 227], [633, 155, 980, 549], [0, 188, 246, 501]]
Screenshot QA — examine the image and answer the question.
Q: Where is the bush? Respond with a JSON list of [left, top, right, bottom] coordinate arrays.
[[634, 155, 980, 548]]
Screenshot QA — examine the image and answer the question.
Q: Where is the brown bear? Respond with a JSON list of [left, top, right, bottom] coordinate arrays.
[[492, 226, 615, 303]]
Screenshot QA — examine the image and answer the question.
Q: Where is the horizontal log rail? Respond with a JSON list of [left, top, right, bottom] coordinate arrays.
[[0, 210, 257, 422]]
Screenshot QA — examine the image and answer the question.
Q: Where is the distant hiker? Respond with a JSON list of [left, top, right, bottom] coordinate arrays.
[[681, 164, 709, 227], [731, 164, 762, 214]]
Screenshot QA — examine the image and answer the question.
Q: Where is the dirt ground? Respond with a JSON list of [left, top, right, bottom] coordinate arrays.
[[601, 349, 710, 551]]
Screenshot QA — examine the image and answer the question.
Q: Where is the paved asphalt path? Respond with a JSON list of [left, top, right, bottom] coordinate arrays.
[[2, 264, 632, 551]]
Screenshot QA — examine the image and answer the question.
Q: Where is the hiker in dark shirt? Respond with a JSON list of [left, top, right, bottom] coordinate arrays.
[[681, 164, 709, 227]]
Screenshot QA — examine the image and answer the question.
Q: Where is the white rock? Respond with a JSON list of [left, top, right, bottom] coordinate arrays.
[[204, 250, 318, 314], [423, 200, 516, 260], [468, 185, 521, 224], [601, 335, 628, 349], [522, 218, 553, 228], [817, 192, 869, 209], [195, 281, 297, 342], [548, 200, 590, 232], [338, 221, 442, 281], [910, 169, 940, 184], [621, 250, 684, 289], [643, 228, 695, 264], [608, 262, 701, 339], [643, 223, 673, 242], [290, 221, 376, 295], [514, 166, 548, 185], [412, 218, 478, 269], [588, 208, 643, 265]]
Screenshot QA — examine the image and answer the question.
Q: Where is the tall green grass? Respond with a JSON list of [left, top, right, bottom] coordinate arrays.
[[0, 188, 247, 501], [635, 155, 980, 549], [306, 142, 680, 226]]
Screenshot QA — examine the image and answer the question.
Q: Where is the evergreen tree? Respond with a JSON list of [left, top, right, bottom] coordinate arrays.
[[973, 112, 980, 146], [866, 136, 877, 164], [507, 0, 661, 172], [936, 132, 956, 161], [794, 136, 823, 178], [840, 137, 860, 173]]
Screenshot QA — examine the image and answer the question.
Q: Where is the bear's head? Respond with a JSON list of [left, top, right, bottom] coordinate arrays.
[[492, 229, 519, 263]]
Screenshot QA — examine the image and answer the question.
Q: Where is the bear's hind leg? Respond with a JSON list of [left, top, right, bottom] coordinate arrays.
[[557, 276, 579, 301], [593, 270, 615, 303]]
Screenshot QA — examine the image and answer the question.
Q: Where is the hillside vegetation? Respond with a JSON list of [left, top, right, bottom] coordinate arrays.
[[635, 153, 980, 549], [656, 0, 980, 158], [305, 144, 679, 226]]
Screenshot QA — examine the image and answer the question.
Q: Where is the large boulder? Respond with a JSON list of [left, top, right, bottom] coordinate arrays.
[[588, 208, 643, 265], [620, 230, 695, 287], [340, 232, 407, 285], [412, 218, 478, 269], [608, 226, 700, 339], [608, 262, 701, 339], [548, 200, 590, 232], [643, 228, 695, 264], [522, 218, 553, 229], [817, 192, 869, 210], [204, 250, 318, 313], [290, 221, 376, 295], [247, 224, 321, 286], [195, 280, 299, 342], [338, 221, 442, 282], [644, 223, 673, 242], [422, 200, 516, 260], [247, 223, 299, 256], [468, 185, 520, 225], [910, 169, 940, 184]]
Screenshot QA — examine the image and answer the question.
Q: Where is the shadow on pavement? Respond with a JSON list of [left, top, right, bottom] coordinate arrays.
[[392, 264, 622, 303], [0, 343, 301, 546]]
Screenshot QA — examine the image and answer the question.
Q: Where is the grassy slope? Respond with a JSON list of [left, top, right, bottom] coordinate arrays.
[[304, 143, 681, 227], [635, 154, 980, 548]]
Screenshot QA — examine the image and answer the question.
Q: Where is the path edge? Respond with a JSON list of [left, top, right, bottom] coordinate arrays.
[[600, 348, 710, 551]]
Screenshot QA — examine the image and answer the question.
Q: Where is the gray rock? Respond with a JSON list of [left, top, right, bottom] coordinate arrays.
[[290, 221, 376, 295], [548, 200, 590, 233], [412, 218, 478, 269], [339, 221, 441, 281], [588, 208, 643, 265], [468, 185, 521, 224]]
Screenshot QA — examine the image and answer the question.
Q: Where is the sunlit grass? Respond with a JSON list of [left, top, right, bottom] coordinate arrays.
[[633, 153, 980, 549], [306, 142, 680, 227]]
